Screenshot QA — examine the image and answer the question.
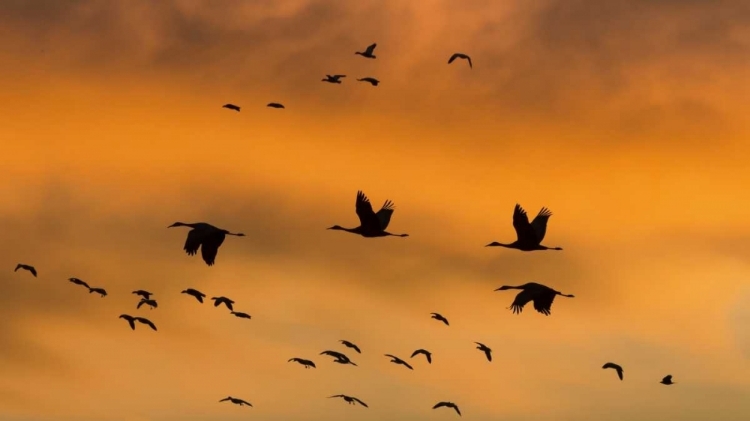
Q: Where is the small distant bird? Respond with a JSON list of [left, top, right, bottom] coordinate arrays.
[[320, 350, 357, 366], [132, 290, 153, 299], [475, 342, 492, 362], [168, 222, 246, 266], [219, 396, 252, 407], [328, 191, 409, 238], [430, 313, 449, 326], [410, 349, 432, 364], [211, 296, 235, 310], [355, 43, 377, 59], [222, 104, 240, 112], [137, 298, 158, 310], [329, 394, 368, 407], [357, 77, 380, 86], [495, 282, 574, 316], [68, 278, 90, 289], [602, 362, 624, 381], [433, 401, 461, 416], [288, 358, 316, 369], [181, 288, 206, 303], [88, 287, 107, 297], [322, 74, 346, 84], [339, 340, 361, 353], [14, 264, 36, 277], [231, 311, 251, 319], [486, 204, 563, 251], [384, 354, 414, 370], [660, 375, 675, 385], [119, 314, 157, 331], [267, 102, 285, 109], [448, 53, 472, 69]]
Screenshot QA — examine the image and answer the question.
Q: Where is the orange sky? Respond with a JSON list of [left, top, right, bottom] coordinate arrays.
[[1, 1, 750, 420]]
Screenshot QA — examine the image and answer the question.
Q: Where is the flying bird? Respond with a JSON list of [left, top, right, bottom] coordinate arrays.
[[231, 311, 251, 319], [322, 74, 346, 84], [320, 350, 357, 366], [475, 342, 492, 362], [132, 290, 153, 299], [433, 401, 461, 416], [495, 282, 574, 316], [660, 375, 675, 385], [384, 354, 414, 370], [137, 298, 158, 310], [430, 313, 449, 326], [168, 222, 245, 266], [328, 190, 409, 238], [222, 103, 240, 112], [14, 264, 36, 277], [267, 102, 285, 109], [181, 288, 206, 303], [448, 53, 472, 69], [88, 287, 107, 297], [211, 296, 235, 310], [357, 77, 380, 86], [119, 314, 157, 331], [288, 358, 316, 368], [219, 396, 252, 407], [339, 340, 361, 353], [329, 394, 368, 407], [410, 349, 432, 364], [486, 204, 563, 251], [68, 278, 90, 289], [602, 362, 624, 380], [355, 43, 377, 59]]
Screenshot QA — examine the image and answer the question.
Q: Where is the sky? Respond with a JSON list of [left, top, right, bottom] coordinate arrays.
[[1, 0, 750, 420]]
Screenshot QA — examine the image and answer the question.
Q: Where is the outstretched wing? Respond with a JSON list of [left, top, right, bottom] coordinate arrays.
[[509, 288, 535, 314], [448, 53, 459, 64], [183, 229, 202, 256], [466, 56, 473, 68], [453, 404, 461, 415], [137, 318, 157, 331], [353, 397, 369, 407], [375, 200, 395, 230], [365, 43, 377, 54], [355, 191, 381, 231], [532, 290, 556, 315], [201, 231, 226, 266], [334, 74, 346, 78], [530, 207, 553, 243], [29, 267, 37, 277], [512, 204, 538, 244]]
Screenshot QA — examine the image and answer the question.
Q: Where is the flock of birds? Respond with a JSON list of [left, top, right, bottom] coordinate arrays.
[[11, 42, 678, 418]]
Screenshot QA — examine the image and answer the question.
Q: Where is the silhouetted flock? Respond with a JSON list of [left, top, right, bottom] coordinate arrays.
[[12, 43, 677, 417]]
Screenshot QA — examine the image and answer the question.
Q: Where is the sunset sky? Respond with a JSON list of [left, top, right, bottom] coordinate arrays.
[[1, 1, 750, 420]]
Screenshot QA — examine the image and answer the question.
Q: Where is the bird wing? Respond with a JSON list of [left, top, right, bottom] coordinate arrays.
[[29, 267, 37, 277], [530, 207, 553, 242], [532, 290, 556, 315], [509, 288, 535, 314], [365, 43, 376, 54], [219, 397, 231, 402], [334, 74, 346, 78], [484, 349, 492, 361], [353, 397, 369, 407], [433, 402, 448, 409], [375, 200, 396, 230], [200, 231, 226, 266], [664, 375, 672, 381], [453, 404, 461, 415], [410, 349, 424, 358], [329, 395, 345, 398], [617, 368, 623, 380], [448, 53, 459, 64], [512, 204, 539, 244], [239, 399, 252, 406], [14, 264, 21, 272], [136, 300, 145, 309], [467, 56, 473, 68], [137, 318, 157, 331], [183, 229, 202, 256], [355, 191, 382, 231], [402, 360, 414, 370]]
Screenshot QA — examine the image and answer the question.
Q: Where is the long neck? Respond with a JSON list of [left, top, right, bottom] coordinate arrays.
[[488, 242, 516, 248]]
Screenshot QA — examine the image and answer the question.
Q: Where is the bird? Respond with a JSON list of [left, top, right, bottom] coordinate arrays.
[[355, 43, 377, 59], [222, 103, 240, 112], [410, 349, 432, 364], [288, 358, 316, 369], [267, 102, 285, 109], [329, 394, 368, 407], [328, 191, 409, 238], [119, 314, 157, 331], [384, 354, 414, 370], [322, 74, 346, 84], [485, 204, 563, 251], [167, 222, 246, 266], [357, 77, 380, 86], [137, 298, 158, 310], [132, 290, 153, 299], [602, 362, 624, 380], [68, 278, 90, 289], [431, 312, 449, 326], [181, 288, 206, 303], [475, 342, 492, 362], [230, 311, 251, 319], [219, 396, 252, 407], [433, 401, 461, 416], [660, 375, 675, 385], [495, 282, 574, 316], [339, 340, 361, 353], [88, 287, 107, 297], [14, 264, 36, 277], [211, 296, 235, 310], [448, 53, 472, 69], [320, 350, 357, 366]]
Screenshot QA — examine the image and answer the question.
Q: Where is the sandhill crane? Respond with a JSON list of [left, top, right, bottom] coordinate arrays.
[[15, 264, 36, 277], [475, 342, 492, 362], [137, 298, 158, 310], [431, 313, 449, 326], [328, 191, 409, 238], [288, 358, 316, 368], [322, 74, 346, 84], [602, 362, 624, 380], [410, 349, 432, 364], [384, 354, 413, 370], [231, 311, 251, 319], [119, 314, 157, 331], [132, 290, 153, 299], [495, 282, 574, 316], [68, 278, 90, 289], [267, 102, 285, 109], [181, 288, 206, 303], [222, 104, 240, 112], [219, 396, 252, 407], [211, 296, 235, 310], [320, 350, 357, 366], [88, 287, 107, 297], [340, 340, 361, 353], [433, 401, 461, 416], [660, 375, 675, 385], [486, 204, 563, 251], [355, 43, 377, 59], [448, 53, 472, 69], [357, 77, 380, 86], [329, 394, 368, 407], [168, 222, 245, 266]]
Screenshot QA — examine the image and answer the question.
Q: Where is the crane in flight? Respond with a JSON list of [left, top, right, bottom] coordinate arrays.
[[486, 204, 563, 251]]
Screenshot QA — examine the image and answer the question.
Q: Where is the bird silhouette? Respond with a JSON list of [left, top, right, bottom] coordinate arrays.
[[357, 77, 380, 86], [431, 312, 449, 326], [384, 354, 414, 370], [267, 102, 285, 109], [448, 53, 472, 69], [231, 311, 251, 319], [137, 298, 158, 310], [288, 358, 316, 368], [88, 287, 107, 297], [320, 350, 357, 366], [485, 204, 562, 251], [211, 296, 235, 310], [410, 349, 432, 364], [329, 394, 368, 407], [475, 342, 492, 362], [68, 278, 90, 289], [328, 191, 409, 238], [495, 282, 574, 316], [168, 222, 246, 266], [222, 104, 240, 112], [119, 314, 157, 331], [219, 396, 252, 407], [433, 401, 461, 416], [322, 74, 346, 84], [660, 375, 675, 385], [602, 362, 624, 380], [355, 43, 377, 59], [181, 288, 206, 303], [132, 290, 153, 299], [339, 340, 361, 353], [14, 264, 36, 277]]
